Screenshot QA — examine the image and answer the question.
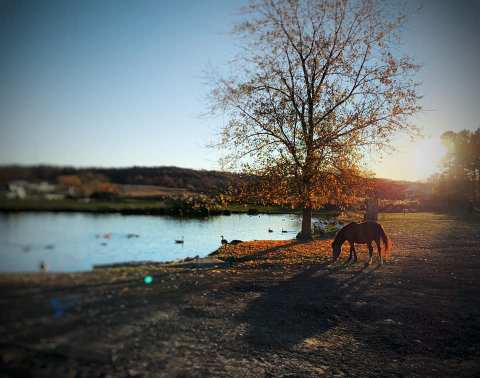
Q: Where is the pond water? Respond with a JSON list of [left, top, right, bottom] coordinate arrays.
[[0, 212, 313, 272]]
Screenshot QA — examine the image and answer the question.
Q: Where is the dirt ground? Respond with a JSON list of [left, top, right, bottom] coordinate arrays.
[[1, 213, 479, 377]]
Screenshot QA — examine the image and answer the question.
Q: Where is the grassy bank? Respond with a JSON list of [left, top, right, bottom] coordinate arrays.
[[0, 198, 170, 214], [0, 198, 339, 217]]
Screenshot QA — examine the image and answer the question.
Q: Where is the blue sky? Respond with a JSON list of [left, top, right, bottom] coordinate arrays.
[[0, 0, 479, 181]]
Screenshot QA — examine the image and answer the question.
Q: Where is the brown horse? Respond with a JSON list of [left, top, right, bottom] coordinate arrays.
[[331, 221, 392, 264]]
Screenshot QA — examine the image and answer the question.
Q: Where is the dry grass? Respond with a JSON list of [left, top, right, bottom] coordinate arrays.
[[215, 239, 332, 266], [215, 235, 394, 267]]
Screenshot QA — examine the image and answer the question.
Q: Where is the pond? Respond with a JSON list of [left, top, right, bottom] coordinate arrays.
[[0, 212, 313, 272]]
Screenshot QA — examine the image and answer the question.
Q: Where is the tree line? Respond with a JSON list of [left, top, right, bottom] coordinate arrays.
[[429, 128, 480, 209]]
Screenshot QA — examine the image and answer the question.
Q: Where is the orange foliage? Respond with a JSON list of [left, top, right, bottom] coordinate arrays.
[[94, 182, 119, 194], [216, 239, 333, 267], [58, 175, 82, 187]]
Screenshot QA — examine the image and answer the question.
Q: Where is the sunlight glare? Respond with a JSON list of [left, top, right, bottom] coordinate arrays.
[[411, 137, 447, 180]]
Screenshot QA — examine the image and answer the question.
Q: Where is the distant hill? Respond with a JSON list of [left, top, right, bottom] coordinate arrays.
[[372, 178, 432, 200], [0, 165, 239, 194], [0, 165, 430, 200]]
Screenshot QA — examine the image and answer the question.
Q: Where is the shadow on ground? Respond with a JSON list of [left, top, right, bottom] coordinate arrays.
[[238, 262, 383, 351]]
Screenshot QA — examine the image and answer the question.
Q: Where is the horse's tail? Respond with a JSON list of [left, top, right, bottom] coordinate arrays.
[[379, 225, 393, 257]]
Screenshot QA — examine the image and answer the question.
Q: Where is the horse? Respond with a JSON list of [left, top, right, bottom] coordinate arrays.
[[331, 221, 392, 265]]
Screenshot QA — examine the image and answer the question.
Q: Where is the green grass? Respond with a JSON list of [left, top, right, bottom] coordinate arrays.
[[0, 198, 350, 217], [0, 198, 294, 215], [0, 198, 168, 213], [225, 203, 343, 216]]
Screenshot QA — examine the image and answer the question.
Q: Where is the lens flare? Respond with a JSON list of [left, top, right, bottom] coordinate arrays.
[[144, 275, 153, 284]]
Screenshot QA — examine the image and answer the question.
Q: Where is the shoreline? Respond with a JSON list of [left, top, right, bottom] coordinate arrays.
[[0, 199, 349, 218], [0, 198, 306, 216]]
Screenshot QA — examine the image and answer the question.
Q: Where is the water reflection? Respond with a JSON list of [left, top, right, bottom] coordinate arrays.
[[0, 212, 304, 272]]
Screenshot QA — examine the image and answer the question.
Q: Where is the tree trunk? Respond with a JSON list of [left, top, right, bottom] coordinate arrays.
[[298, 205, 313, 241]]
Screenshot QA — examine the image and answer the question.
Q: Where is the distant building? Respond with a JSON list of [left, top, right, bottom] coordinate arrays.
[[7, 181, 28, 199], [6, 181, 60, 200], [33, 182, 56, 193]]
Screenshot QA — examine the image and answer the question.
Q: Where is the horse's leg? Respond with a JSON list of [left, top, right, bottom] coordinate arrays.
[[351, 243, 357, 263], [367, 242, 373, 265], [375, 238, 383, 265], [347, 241, 354, 263], [375, 239, 383, 264]]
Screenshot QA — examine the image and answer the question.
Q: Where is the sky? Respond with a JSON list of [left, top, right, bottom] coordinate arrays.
[[0, 0, 479, 182]]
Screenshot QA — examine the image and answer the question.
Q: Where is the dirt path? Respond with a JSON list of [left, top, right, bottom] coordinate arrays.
[[1, 213, 479, 377]]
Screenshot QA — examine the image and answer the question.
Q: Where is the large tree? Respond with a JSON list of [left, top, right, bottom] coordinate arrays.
[[210, 0, 420, 239]]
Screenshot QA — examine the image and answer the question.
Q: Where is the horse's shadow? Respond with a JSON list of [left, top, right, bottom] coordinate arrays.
[[237, 262, 380, 350]]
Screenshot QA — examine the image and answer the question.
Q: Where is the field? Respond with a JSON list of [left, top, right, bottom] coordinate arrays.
[[1, 213, 479, 377]]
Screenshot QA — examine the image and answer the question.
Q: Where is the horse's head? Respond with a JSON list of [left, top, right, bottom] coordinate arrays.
[[331, 240, 342, 262]]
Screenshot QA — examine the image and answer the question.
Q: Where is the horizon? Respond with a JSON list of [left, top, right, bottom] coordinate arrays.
[[1, 0, 479, 181]]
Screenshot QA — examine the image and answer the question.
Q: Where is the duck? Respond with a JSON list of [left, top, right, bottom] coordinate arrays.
[[221, 235, 228, 245], [268, 228, 274, 233], [39, 261, 48, 272], [281, 228, 288, 233], [175, 236, 184, 244]]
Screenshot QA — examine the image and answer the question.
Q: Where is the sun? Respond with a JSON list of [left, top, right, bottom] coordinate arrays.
[[411, 137, 448, 180]]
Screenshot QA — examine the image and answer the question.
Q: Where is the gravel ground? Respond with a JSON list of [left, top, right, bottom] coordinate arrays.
[[1, 212, 479, 377]]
